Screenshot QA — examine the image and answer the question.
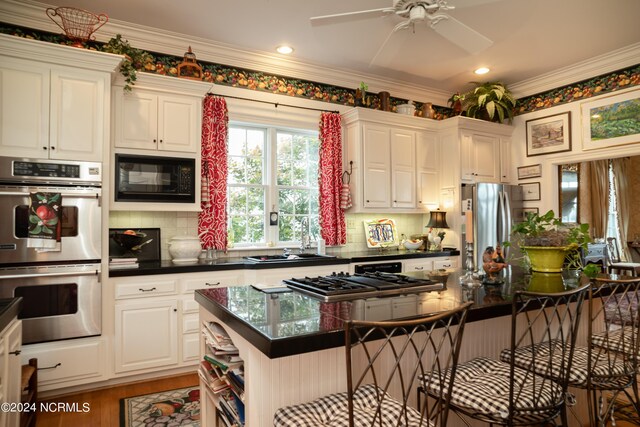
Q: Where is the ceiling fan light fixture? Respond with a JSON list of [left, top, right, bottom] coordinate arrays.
[[474, 67, 490, 75], [276, 45, 294, 54]]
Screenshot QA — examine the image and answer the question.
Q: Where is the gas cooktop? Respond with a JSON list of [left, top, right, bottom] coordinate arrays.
[[283, 271, 445, 302]]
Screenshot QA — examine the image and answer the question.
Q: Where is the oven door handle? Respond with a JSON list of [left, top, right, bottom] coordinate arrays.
[[0, 269, 100, 280], [0, 191, 100, 198]]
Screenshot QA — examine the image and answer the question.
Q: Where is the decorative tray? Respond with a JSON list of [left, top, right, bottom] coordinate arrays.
[[363, 218, 399, 248]]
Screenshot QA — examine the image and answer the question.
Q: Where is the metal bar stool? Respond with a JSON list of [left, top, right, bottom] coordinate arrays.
[[274, 302, 472, 427], [422, 282, 590, 426]]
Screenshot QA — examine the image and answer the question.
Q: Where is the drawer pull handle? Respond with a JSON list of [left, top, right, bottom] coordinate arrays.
[[139, 287, 157, 292], [205, 282, 221, 287], [414, 266, 424, 270], [9, 350, 21, 355], [39, 363, 62, 370]]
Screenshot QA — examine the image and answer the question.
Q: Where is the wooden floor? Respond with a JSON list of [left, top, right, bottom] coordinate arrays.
[[36, 373, 198, 427]]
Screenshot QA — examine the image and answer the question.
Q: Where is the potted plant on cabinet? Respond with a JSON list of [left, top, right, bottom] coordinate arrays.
[[509, 210, 597, 275], [101, 34, 153, 91], [459, 81, 516, 123]]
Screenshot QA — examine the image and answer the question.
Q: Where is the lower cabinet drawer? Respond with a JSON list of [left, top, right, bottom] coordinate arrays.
[[21, 338, 104, 386], [115, 279, 177, 299]]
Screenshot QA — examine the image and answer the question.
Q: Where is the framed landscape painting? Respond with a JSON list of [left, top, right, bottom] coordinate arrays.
[[581, 89, 640, 150], [526, 112, 572, 157]]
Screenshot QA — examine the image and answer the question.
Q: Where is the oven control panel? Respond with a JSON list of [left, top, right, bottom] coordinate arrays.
[[14, 161, 81, 178]]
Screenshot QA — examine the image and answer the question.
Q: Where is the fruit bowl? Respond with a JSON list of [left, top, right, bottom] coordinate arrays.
[[111, 231, 147, 250], [403, 240, 423, 251]]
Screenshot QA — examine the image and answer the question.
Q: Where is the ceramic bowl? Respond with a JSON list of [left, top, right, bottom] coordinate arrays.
[[396, 103, 416, 115], [403, 240, 422, 251], [168, 235, 202, 262]]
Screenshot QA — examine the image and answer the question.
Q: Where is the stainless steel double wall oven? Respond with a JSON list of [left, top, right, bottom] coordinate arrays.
[[0, 157, 102, 344]]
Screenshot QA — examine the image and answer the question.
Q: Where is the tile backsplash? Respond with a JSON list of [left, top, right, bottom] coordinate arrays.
[[109, 211, 433, 259]]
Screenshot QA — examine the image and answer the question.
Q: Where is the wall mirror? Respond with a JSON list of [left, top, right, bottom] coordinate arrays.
[[558, 163, 579, 223]]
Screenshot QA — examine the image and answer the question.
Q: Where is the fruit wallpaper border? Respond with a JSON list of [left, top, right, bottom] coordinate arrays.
[[1, 23, 638, 119]]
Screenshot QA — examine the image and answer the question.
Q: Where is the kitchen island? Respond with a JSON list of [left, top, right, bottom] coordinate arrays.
[[195, 268, 593, 426]]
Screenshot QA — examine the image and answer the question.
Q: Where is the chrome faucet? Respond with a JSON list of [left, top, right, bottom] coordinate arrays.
[[300, 217, 310, 252]]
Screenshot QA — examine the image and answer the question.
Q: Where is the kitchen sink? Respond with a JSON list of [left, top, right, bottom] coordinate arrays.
[[245, 253, 337, 263]]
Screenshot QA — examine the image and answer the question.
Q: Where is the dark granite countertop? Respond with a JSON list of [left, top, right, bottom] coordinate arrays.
[[109, 249, 460, 277], [0, 297, 22, 334], [195, 266, 581, 358]]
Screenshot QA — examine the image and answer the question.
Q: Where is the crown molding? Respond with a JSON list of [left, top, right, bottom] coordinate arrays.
[[1, 0, 451, 105], [510, 43, 640, 98]]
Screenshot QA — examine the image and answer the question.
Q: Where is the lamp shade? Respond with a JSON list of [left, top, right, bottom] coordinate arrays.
[[427, 210, 449, 229]]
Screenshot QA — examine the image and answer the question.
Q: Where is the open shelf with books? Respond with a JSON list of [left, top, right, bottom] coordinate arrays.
[[198, 321, 245, 427]]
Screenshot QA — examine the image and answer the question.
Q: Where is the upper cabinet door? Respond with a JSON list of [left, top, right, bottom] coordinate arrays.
[[0, 59, 50, 159], [472, 134, 500, 182], [391, 129, 416, 209], [362, 123, 391, 208], [114, 89, 159, 150], [50, 68, 107, 161], [157, 94, 199, 153], [500, 137, 512, 183], [416, 131, 440, 208]]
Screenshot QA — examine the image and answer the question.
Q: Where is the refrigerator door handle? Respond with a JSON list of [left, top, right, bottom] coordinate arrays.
[[502, 190, 513, 259]]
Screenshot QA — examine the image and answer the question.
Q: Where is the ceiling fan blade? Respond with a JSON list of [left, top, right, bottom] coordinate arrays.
[[310, 8, 394, 26], [448, 0, 503, 7], [369, 25, 410, 69], [431, 15, 493, 54]]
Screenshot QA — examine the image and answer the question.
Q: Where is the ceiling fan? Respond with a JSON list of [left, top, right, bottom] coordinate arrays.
[[310, 0, 495, 67]]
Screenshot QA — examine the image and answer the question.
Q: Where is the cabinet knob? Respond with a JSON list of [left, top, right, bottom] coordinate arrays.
[[173, 308, 177, 312], [43, 146, 48, 150], [366, 200, 370, 203], [394, 200, 397, 203], [159, 139, 163, 143], [153, 139, 157, 143], [51, 146, 55, 150], [419, 200, 422, 203]]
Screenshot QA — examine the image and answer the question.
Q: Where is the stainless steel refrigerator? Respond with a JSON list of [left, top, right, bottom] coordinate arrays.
[[461, 182, 523, 270]]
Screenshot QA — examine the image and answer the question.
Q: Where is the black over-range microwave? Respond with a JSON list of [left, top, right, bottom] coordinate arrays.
[[114, 154, 196, 203]]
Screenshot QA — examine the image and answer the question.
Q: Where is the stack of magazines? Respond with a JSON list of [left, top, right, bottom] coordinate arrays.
[[108, 257, 138, 269], [200, 322, 245, 426]]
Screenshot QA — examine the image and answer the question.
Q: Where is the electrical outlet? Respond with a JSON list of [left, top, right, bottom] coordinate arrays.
[[347, 233, 355, 243], [346, 218, 356, 229]]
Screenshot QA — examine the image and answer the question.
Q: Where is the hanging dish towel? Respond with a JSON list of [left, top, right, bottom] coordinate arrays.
[[27, 192, 62, 250], [201, 174, 211, 208], [339, 183, 352, 210]]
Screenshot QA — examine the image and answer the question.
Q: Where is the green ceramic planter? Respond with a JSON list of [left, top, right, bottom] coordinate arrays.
[[521, 246, 571, 273]]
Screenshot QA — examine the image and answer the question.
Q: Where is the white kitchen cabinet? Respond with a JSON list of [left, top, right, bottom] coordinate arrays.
[[391, 129, 416, 208], [402, 258, 434, 272], [115, 298, 178, 373], [0, 35, 120, 162], [0, 318, 21, 427], [416, 131, 440, 209], [343, 108, 440, 213], [113, 89, 199, 153], [500, 137, 512, 182], [460, 132, 500, 183], [362, 123, 391, 208], [21, 337, 105, 392], [244, 264, 344, 286], [112, 72, 209, 154]]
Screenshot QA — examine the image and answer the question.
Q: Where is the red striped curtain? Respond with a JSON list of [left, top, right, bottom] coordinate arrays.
[[198, 95, 228, 251], [318, 112, 346, 246]]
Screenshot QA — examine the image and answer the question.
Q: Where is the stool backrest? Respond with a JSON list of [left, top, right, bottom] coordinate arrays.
[[345, 301, 472, 427], [589, 276, 640, 387], [506, 282, 590, 423], [606, 237, 622, 264]]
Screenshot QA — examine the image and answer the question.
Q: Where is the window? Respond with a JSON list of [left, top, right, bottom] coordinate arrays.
[[227, 124, 319, 246]]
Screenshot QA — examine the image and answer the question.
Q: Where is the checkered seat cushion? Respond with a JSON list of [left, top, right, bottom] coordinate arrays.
[[592, 326, 637, 355], [273, 383, 430, 427], [499, 340, 634, 388], [422, 357, 563, 424]]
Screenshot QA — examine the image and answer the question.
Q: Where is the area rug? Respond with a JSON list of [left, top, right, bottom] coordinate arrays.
[[120, 386, 200, 427]]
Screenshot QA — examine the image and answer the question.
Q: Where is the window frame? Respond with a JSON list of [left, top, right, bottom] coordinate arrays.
[[227, 121, 319, 248]]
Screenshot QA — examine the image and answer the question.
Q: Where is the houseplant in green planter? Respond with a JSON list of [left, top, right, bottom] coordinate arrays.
[[510, 210, 592, 273], [460, 81, 516, 123]]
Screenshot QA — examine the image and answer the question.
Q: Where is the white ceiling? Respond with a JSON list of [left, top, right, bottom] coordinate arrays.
[[15, 0, 640, 97]]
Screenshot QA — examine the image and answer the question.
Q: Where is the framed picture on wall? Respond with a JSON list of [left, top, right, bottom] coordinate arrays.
[[520, 182, 541, 201], [514, 207, 539, 222], [517, 164, 542, 180], [581, 89, 640, 150], [526, 112, 572, 157]]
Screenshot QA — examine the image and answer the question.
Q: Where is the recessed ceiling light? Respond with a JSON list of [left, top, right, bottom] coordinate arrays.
[[474, 67, 490, 75], [276, 45, 294, 54]]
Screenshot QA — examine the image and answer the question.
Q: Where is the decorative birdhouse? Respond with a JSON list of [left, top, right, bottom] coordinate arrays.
[[177, 46, 203, 80]]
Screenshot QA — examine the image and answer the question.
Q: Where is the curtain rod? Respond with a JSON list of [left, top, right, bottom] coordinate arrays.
[[207, 93, 340, 114]]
